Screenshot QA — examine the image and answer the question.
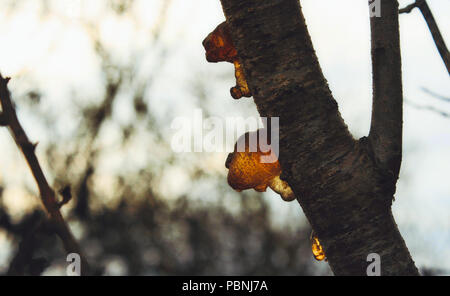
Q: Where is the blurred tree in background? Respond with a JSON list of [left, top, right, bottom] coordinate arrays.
[[0, 0, 447, 276], [0, 0, 324, 275]]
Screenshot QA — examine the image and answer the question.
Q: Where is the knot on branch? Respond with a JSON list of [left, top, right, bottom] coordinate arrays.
[[399, 0, 424, 14], [58, 185, 73, 209]]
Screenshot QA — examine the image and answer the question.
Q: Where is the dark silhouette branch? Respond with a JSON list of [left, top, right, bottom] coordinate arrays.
[[0, 112, 7, 126], [218, 0, 418, 275], [405, 99, 450, 118], [399, 2, 418, 14], [368, 0, 403, 178], [421, 87, 450, 103], [7, 212, 46, 275], [400, 0, 450, 75], [0, 73, 89, 275]]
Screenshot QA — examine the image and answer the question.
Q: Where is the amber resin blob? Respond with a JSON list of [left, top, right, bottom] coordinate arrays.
[[203, 21, 251, 100], [225, 130, 295, 202], [311, 232, 326, 261]]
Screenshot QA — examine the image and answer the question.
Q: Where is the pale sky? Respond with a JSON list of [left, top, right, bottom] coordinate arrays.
[[0, 0, 448, 273]]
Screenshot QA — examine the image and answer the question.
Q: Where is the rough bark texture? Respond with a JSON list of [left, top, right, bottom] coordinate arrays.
[[219, 0, 419, 275], [369, 0, 403, 178]]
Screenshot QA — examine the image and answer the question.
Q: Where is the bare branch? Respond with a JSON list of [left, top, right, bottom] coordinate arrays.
[[422, 87, 450, 103], [0, 112, 7, 126], [405, 99, 450, 118], [400, 0, 450, 75], [368, 0, 403, 178], [0, 73, 89, 275], [399, 2, 418, 14], [7, 213, 45, 276]]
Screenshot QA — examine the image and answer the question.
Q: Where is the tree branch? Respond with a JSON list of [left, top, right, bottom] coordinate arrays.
[[7, 212, 46, 275], [399, 2, 417, 14], [218, 0, 418, 275], [405, 99, 450, 118], [400, 0, 450, 75], [0, 74, 89, 275], [0, 112, 7, 126], [368, 0, 403, 178], [422, 87, 450, 103]]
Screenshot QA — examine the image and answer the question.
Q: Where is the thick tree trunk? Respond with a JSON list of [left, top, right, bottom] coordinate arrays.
[[219, 0, 419, 275]]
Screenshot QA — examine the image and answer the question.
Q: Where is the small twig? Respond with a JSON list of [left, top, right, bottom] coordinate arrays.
[[421, 87, 450, 103], [58, 185, 73, 209], [400, 0, 450, 75], [405, 99, 450, 118], [0, 73, 89, 275], [399, 2, 418, 14], [7, 212, 45, 275]]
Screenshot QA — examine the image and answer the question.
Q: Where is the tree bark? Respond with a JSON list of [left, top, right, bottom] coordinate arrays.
[[369, 0, 403, 178], [219, 0, 419, 275]]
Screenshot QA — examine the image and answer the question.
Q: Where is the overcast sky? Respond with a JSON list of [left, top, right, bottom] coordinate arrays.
[[0, 0, 448, 273]]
